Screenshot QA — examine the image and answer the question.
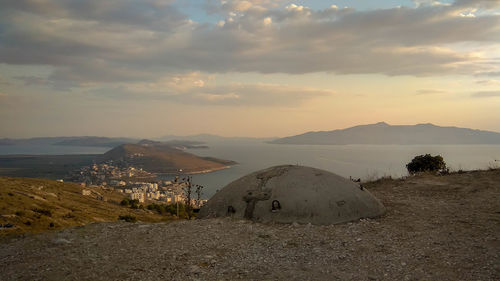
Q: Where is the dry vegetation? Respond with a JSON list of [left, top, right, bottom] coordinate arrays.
[[0, 177, 168, 236]]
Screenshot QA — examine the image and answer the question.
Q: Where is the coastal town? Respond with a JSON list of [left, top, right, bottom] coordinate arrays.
[[67, 162, 206, 207]]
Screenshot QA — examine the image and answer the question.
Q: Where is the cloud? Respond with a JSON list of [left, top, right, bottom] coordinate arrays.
[[475, 71, 500, 77], [412, 0, 451, 7], [196, 92, 240, 102], [89, 74, 333, 106], [0, 75, 10, 86], [471, 91, 500, 98], [416, 89, 447, 95], [0, 0, 499, 88], [476, 79, 500, 85], [206, 0, 284, 13], [14, 76, 52, 86], [177, 83, 333, 106]]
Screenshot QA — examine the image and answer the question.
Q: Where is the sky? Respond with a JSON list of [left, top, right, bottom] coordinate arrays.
[[0, 0, 499, 138]]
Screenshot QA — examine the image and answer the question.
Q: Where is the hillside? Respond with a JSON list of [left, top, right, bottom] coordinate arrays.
[[0, 177, 166, 236], [271, 122, 500, 145], [1, 169, 498, 280], [99, 144, 236, 174]]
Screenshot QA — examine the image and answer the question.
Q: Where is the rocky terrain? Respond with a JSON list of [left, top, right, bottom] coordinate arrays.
[[1, 169, 499, 281]]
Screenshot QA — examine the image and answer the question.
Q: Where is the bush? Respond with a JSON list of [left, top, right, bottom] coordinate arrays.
[[146, 203, 188, 217], [32, 208, 52, 217], [406, 154, 447, 174], [120, 198, 130, 206], [118, 215, 137, 223]]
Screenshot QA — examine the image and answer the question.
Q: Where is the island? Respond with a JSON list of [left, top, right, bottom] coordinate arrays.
[[270, 122, 500, 145]]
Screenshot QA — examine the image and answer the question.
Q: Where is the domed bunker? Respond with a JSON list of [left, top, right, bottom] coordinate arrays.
[[198, 165, 385, 225]]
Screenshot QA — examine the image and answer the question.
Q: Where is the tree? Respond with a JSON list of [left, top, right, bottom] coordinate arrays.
[[195, 184, 204, 208], [182, 176, 193, 219], [406, 154, 447, 174]]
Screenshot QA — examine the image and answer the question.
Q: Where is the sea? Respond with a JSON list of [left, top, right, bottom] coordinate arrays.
[[1, 143, 499, 198]]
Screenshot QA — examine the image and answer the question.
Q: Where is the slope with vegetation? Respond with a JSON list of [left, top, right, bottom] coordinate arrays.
[[0, 177, 167, 236]]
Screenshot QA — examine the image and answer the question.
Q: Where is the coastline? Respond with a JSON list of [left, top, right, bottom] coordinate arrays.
[[156, 165, 233, 177]]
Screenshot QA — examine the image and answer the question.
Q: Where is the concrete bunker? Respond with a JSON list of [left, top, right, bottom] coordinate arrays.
[[198, 165, 385, 225]]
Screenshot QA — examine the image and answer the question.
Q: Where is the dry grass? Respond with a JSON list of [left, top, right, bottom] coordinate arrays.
[[0, 177, 169, 236]]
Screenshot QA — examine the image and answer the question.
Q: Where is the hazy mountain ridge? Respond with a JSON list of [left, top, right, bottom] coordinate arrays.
[[158, 134, 276, 143], [0, 137, 211, 149], [270, 122, 500, 145], [0, 137, 138, 147]]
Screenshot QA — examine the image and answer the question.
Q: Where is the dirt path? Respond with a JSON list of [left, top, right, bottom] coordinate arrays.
[[1, 170, 499, 281]]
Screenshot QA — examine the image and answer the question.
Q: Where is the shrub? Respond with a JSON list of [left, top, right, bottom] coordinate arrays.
[[406, 154, 447, 174], [118, 215, 137, 223], [62, 212, 76, 219], [32, 208, 52, 217], [120, 198, 130, 206]]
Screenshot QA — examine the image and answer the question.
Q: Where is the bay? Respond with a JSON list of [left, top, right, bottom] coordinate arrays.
[[184, 142, 500, 198], [1, 143, 499, 199]]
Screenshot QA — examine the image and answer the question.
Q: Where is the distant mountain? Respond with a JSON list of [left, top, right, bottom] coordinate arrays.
[[54, 137, 137, 147], [137, 139, 208, 149], [0, 137, 77, 146], [98, 143, 235, 174], [270, 122, 500, 145], [158, 134, 275, 143], [0, 137, 138, 147]]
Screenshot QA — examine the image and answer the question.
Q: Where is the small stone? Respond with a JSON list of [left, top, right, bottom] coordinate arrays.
[[189, 265, 202, 274], [53, 238, 71, 245]]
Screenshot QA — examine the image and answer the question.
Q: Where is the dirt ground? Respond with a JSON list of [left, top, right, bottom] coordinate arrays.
[[1, 169, 499, 281]]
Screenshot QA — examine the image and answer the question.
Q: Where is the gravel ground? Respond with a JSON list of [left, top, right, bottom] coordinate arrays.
[[1, 170, 499, 281]]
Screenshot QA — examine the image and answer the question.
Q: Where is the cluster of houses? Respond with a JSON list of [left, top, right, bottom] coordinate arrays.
[[119, 181, 185, 204], [69, 162, 155, 187], [70, 163, 206, 207]]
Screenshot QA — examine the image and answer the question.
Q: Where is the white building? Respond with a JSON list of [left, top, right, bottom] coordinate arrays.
[[130, 192, 145, 203]]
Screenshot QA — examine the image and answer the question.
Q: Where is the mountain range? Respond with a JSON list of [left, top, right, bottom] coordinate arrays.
[[270, 122, 500, 145]]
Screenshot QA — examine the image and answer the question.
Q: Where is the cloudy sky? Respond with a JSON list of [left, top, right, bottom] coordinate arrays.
[[0, 0, 499, 138]]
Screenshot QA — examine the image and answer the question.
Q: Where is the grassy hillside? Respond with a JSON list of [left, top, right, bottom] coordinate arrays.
[[99, 144, 236, 174], [0, 177, 167, 236]]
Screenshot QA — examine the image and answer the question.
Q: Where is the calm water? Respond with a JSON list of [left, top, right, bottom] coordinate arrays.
[[2, 143, 499, 199], [184, 142, 500, 198]]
